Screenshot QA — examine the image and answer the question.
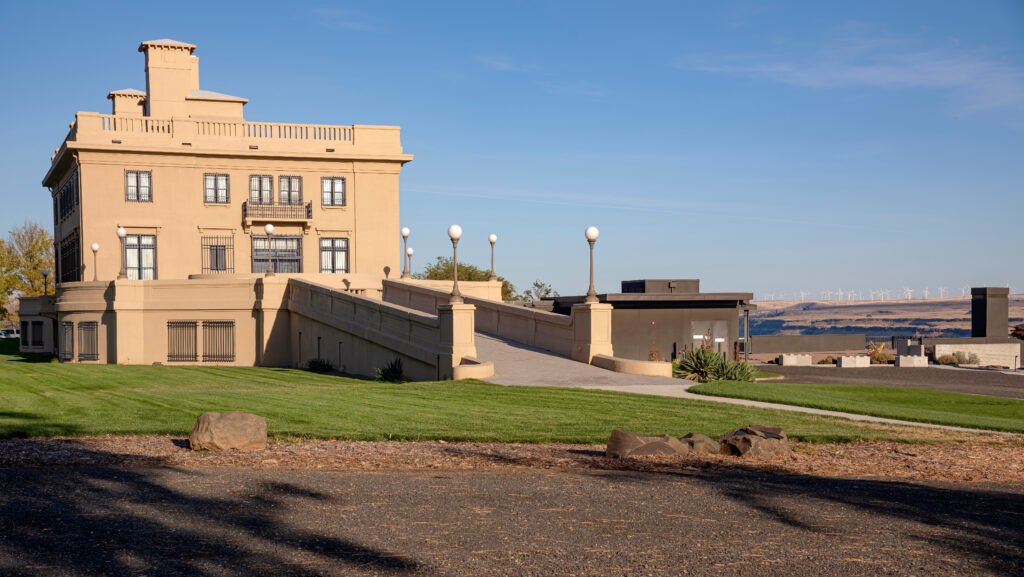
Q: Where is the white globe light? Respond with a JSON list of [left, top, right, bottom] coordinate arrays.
[[401, 227, 410, 239], [488, 234, 497, 244], [116, 227, 127, 238], [406, 247, 414, 256], [448, 224, 463, 241], [585, 226, 599, 241], [264, 223, 275, 235], [91, 243, 99, 252]]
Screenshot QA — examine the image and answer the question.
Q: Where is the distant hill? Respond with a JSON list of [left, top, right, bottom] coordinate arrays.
[[749, 296, 1024, 340]]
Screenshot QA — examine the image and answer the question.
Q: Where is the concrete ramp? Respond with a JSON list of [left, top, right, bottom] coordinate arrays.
[[475, 332, 678, 390]]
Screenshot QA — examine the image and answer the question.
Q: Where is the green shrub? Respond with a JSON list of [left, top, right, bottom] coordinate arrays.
[[952, 351, 980, 365], [870, 352, 894, 365], [376, 357, 407, 383], [673, 349, 756, 382], [936, 354, 957, 365], [673, 347, 722, 382], [306, 358, 334, 373]]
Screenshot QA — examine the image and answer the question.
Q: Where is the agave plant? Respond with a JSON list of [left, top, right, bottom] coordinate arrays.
[[713, 360, 757, 382], [673, 347, 723, 382]]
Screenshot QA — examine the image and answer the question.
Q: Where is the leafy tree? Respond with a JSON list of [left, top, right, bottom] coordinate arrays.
[[520, 279, 559, 302], [413, 256, 517, 301], [0, 223, 54, 321]]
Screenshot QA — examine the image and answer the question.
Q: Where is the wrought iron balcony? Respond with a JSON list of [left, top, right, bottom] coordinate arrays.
[[242, 201, 312, 222]]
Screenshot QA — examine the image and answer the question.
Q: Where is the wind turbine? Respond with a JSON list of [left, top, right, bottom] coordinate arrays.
[[938, 287, 947, 298], [923, 287, 929, 300], [904, 287, 913, 300], [961, 285, 970, 297]]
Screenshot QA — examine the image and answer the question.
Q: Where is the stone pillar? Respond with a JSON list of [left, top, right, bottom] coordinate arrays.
[[971, 287, 1009, 338], [437, 303, 477, 379], [570, 302, 614, 364], [110, 279, 146, 364]]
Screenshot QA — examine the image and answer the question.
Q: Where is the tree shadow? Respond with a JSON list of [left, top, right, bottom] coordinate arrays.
[[0, 439, 422, 576], [0, 410, 86, 438]]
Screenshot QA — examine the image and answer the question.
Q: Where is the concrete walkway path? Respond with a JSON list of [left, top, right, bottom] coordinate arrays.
[[475, 333, 1013, 435]]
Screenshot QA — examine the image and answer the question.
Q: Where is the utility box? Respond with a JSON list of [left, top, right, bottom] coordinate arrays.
[[971, 287, 1009, 338]]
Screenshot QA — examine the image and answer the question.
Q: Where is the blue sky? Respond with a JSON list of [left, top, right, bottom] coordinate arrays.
[[1, 1, 1021, 299]]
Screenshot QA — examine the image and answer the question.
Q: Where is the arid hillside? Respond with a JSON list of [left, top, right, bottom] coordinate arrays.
[[749, 296, 1024, 340]]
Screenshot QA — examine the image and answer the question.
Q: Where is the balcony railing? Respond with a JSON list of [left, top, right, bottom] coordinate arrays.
[[242, 201, 312, 221]]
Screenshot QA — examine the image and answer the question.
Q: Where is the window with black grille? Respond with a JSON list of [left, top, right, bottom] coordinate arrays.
[[202, 321, 235, 362], [60, 321, 73, 361], [59, 230, 81, 283], [201, 236, 234, 273], [126, 171, 152, 202], [319, 238, 349, 273], [249, 175, 273, 204], [167, 321, 198, 362], [252, 235, 302, 273], [321, 177, 345, 206], [280, 176, 302, 204], [78, 321, 98, 361]]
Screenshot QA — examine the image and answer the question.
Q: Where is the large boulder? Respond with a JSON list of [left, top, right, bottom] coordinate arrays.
[[681, 432, 721, 454], [606, 429, 691, 459], [718, 425, 789, 458], [189, 412, 267, 452]]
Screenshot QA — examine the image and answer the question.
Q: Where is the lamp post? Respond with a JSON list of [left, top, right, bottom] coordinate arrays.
[[406, 247, 414, 276], [42, 270, 49, 296], [488, 234, 497, 281], [264, 223, 275, 277], [448, 224, 463, 304], [400, 227, 411, 278], [584, 226, 600, 303], [116, 226, 127, 279], [90, 243, 99, 282]]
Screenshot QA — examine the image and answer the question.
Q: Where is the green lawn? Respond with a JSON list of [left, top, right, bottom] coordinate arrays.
[[0, 354, 973, 444], [690, 380, 1024, 433]]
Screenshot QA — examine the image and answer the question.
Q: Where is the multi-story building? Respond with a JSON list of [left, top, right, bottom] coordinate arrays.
[[44, 39, 412, 285]]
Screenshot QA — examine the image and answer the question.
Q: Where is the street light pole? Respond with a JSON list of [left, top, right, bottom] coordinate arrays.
[[42, 270, 49, 296], [116, 227, 127, 279], [406, 247, 414, 277], [264, 223, 275, 277], [488, 234, 497, 281], [448, 225, 463, 304], [91, 243, 99, 282], [401, 227, 411, 278], [584, 226, 600, 304]]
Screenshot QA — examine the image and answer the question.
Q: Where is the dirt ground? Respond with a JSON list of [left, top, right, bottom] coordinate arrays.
[[1, 436, 1023, 576]]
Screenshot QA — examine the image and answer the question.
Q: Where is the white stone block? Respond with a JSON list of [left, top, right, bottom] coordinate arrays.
[[837, 355, 870, 368], [778, 354, 812, 366], [895, 355, 928, 368]]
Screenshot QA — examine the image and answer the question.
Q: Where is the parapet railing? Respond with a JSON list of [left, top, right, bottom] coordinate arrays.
[[91, 113, 352, 141], [242, 201, 313, 221]]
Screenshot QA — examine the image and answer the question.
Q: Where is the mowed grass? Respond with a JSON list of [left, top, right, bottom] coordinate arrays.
[[0, 354, 969, 444], [691, 380, 1024, 433]]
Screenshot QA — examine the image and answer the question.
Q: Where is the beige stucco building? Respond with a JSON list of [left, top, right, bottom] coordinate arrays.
[[45, 39, 411, 285]]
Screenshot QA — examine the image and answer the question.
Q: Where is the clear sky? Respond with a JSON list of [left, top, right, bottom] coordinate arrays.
[[1, 1, 1021, 299]]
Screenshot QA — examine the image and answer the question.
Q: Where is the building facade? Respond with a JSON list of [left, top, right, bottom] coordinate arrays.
[[43, 39, 412, 286]]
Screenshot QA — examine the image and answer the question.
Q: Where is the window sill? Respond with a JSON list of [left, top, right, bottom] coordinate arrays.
[[203, 202, 232, 207], [321, 205, 348, 210]]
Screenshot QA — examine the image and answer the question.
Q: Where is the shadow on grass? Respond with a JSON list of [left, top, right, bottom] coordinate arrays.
[[0, 410, 86, 439], [4, 352, 58, 363], [0, 439, 421, 576]]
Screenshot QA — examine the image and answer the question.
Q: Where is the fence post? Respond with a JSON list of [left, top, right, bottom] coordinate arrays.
[[437, 303, 477, 379], [570, 302, 614, 364]]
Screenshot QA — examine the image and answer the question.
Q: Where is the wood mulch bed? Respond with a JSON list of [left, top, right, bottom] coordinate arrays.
[[1, 434, 1021, 484]]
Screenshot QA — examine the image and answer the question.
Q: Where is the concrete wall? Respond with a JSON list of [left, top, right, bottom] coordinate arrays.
[[45, 276, 485, 380], [933, 343, 1022, 369], [744, 334, 867, 354], [16, 296, 57, 355], [611, 308, 738, 361]]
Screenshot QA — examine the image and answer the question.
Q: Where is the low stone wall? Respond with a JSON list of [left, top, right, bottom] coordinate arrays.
[[837, 356, 870, 368], [896, 355, 928, 367], [778, 354, 812, 366], [933, 343, 1022, 368], [591, 355, 673, 378], [383, 279, 613, 363]]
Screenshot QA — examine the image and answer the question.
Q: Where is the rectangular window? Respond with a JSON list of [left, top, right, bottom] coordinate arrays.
[[125, 234, 157, 280], [32, 321, 44, 347], [79, 322, 98, 361], [57, 169, 80, 221], [280, 176, 302, 205], [252, 235, 302, 273], [201, 236, 234, 273], [321, 177, 345, 206], [60, 321, 73, 360], [204, 173, 229, 204], [59, 230, 81, 283], [20, 321, 28, 346], [167, 321, 198, 362], [126, 170, 152, 202], [202, 321, 235, 362], [319, 238, 349, 273], [249, 175, 272, 205]]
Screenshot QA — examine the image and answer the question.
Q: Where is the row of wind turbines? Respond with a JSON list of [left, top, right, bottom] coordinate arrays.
[[758, 285, 1017, 302]]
